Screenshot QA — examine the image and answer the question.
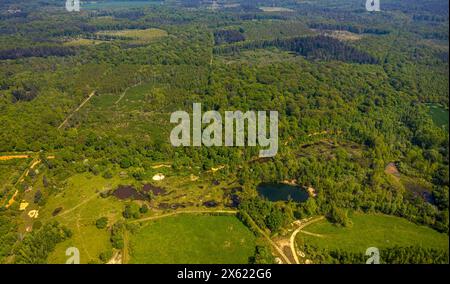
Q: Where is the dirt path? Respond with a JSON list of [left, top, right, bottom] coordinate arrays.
[[56, 193, 100, 217], [0, 155, 31, 161], [151, 164, 172, 169], [2, 156, 39, 208], [299, 230, 324, 238], [76, 215, 92, 260], [210, 32, 214, 66], [122, 230, 129, 264], [58, 91, 96, 129], [290, 216, 325, 264], [107, 251, 122, 264], [237, 212, 292, 264], [115, 83, 141, 105], [15, 157, 39, 185]]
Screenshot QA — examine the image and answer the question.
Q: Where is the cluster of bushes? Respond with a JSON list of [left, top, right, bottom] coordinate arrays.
[[249, 244, 275, 264], [300, 243, 449, 264], [238, 197, 292, 234], [110, 222, 124, 250], [0, 46, 76, 60], [123, 203, 149, 219], [0, 212, 18, 262], [14, 221, 72, 264], [214, 29, 246, 45], [95, 217, 108, 229]]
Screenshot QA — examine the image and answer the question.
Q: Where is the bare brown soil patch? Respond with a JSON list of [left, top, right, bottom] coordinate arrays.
[[385, 162, 400, 177]]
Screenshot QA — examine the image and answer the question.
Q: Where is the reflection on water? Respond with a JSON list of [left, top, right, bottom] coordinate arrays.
[[257, 183, 309, 202]]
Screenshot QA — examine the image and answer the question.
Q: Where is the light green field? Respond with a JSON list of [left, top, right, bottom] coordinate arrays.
[[259, 7, 295, 12], [427, 103, 449, 131], [129, 215, 256, 264], [63, 38, 108, 46], [43, 174, 130, 264], [42, 170, 239, 263], [96, 28, 168, 44], [298, 213, 449, 253]]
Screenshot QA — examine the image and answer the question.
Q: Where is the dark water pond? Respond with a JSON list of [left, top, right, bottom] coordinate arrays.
[[113, 185, 147, 200], [257, 183, 309, 202]]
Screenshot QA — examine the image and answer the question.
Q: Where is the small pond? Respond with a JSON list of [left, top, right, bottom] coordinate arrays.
[[257, 183, 309, 202]]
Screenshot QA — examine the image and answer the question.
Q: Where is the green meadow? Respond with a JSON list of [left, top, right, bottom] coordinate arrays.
[[298, 213, 449, 253], [427, 103, 449, 131], [129, 215, 256, 264]]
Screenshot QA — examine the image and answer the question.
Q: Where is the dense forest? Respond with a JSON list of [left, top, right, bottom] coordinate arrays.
[[0, 0, 448, 264], [213, 35, 379, 63], [299, 243, 449, 264]]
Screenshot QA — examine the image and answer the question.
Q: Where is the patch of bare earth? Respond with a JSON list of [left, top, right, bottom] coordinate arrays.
[[385, 162, 400, 177], [107, 251, 122, 264]]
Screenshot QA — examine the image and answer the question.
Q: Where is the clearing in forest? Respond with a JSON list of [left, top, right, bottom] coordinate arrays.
[[96, 28, 168, 44]]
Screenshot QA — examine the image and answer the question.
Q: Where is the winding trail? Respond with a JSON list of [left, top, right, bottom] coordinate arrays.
[[290, 216, 324, 264], [56, 193, 100, 217], [2, 156, 39, 208], [76, 214, 93, 260], [240, 212, 292, 264], [122, 230, 129, 264]]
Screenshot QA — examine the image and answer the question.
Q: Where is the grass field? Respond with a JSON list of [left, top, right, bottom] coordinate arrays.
[[259, 7, 295, 12], [42, 169, 240, 263], [298, 213, 449, 254], [40, 174, 129, 264], [63, 38, 108, 46], [96, 28, 168, 44], [427, 103, 449, 131], [129, 215, 256, 264]]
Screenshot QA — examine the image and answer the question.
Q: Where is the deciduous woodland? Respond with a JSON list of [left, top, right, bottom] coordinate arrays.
[[0, 0, 448, 264]]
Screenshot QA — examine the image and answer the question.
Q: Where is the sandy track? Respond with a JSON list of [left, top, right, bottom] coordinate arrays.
[[290, 216, 325, 264], [56, 193, 100, 217], [58, 91, 96, 129], [0, 155, 31, 161]]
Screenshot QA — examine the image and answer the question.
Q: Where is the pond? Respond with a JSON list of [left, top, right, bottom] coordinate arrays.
[[257, 183, 309, 202]]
